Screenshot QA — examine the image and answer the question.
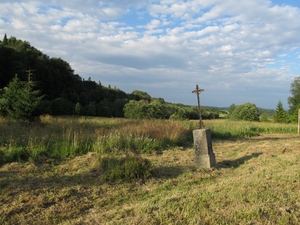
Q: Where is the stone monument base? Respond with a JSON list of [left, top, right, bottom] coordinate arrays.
[[193, 129, 216, 168]]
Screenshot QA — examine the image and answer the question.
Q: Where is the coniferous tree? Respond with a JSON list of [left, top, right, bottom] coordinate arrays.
[[2, 34, 8, 45], [273, 101, 289, 123], [0, 75, 44, 122]]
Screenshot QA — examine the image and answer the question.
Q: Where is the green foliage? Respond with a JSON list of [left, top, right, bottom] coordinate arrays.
[[96, 132, 165, 154], [273, 101, 290, 123], [260, 113, 270, 122], [258, 107, 275, 117], [0, 35, 128, 118], [230, 102, 260, 121], [129, 90, 151, 101], [124, 100, 221, 120], [202, 108, 220, 119], [203, 120, 297, 140], [99, 156, 153, 182], [82, 103, 97, 116], [147, 100, 168, 119], [288, 76, 300, 113], [123, 100, 169, 119], [169, 108, 188, 120], [290, 104, 300, 123], [124, 100, 148, 119], [111, 98, 128, 117], [75, 102, 81, 116], [0, 95, 8, 117], [0, 35, 223, 119], [97, 98, 112, 117], [51, 98, 73, 115], [1, 147, 30, 163], [0, 76, 44, 122], [2, 33, 8, 45], [228, 103, 236, 116]]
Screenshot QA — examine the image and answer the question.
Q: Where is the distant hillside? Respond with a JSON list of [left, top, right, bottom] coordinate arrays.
[[0, 35, 224, 119], [0, 35, 274, 119]]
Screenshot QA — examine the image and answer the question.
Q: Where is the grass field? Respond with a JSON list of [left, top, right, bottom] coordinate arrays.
[[0, 117, 299, 224]]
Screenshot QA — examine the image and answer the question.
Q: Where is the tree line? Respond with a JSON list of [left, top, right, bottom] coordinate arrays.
[[0, 35, 221, 122], [1, 35, 300, 124]]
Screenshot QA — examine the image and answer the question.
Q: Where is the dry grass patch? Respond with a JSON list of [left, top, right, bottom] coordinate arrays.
[[1, 134, 300, 224]]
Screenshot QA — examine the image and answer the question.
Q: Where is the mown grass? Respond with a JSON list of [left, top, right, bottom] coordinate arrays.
[[1, 132, 299, 224], [0, 117, 299, 224]]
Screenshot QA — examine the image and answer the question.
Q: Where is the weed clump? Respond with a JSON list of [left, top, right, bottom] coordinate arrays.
[[99, 156, 153, 182]]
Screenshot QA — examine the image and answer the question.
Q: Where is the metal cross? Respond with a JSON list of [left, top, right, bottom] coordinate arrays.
[[192, 85, 204, 129]]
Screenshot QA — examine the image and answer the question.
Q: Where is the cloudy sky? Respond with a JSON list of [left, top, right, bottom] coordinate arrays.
[[1, 0, 300, 109]]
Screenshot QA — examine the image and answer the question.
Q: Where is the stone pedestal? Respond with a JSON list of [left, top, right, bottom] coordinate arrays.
[[193, 129, 216, 168]]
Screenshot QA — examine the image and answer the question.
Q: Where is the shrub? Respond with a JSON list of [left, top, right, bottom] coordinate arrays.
[[260, 113, 270, 122], [230, 102, 260, 121], [169, 108, 188, 120]]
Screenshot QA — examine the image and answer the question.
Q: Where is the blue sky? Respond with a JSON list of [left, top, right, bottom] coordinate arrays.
[[1, 0, 300, 109]]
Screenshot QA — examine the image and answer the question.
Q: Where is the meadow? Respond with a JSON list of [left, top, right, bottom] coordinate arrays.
[[0, 116, 299, 224]]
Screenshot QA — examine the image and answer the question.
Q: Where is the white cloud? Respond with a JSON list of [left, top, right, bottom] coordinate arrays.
[[1, 0, 300, 109]]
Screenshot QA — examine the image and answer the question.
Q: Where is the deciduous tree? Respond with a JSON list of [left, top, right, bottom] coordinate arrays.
[[288, 77, 300, 113]]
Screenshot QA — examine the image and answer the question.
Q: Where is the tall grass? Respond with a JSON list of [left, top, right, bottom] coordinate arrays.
[[0, 116, 297, 165], [0, 116, 194, 164]]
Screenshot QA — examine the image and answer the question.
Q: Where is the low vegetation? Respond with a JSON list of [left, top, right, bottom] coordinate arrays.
[[0, 116, 297, 166], [0, 117, 299, 224]]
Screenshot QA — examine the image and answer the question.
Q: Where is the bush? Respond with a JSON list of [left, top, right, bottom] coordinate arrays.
[[99, 156, 153, 182], [260, 113, 270, 122], [169, 108, 188, 120], [230, 102, 260, 121]]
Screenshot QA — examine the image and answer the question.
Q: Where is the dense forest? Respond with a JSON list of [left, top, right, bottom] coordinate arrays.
[[0, 35, 223, 120]]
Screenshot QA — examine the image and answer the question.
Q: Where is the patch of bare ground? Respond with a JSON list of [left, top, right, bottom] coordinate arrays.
[[1, 134, 300, 224]]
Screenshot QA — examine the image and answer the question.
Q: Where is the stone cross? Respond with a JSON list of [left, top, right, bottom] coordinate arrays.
[[192, 85, 204, 129]]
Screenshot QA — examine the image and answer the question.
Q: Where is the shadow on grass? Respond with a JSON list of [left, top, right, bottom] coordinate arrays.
[[211, 129, 260, 140], [215, 152, 263, 169], [244, 135, 299, 142], [153, 165, 194, 179]]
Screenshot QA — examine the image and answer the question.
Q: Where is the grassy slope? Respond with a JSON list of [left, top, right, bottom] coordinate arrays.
[[1, 133, 300, 224]]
